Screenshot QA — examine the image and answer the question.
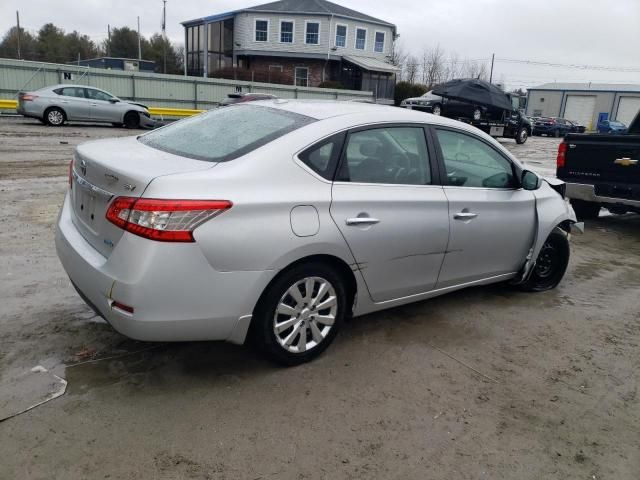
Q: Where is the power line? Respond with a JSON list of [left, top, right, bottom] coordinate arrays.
[[496, 57, 640, 73]]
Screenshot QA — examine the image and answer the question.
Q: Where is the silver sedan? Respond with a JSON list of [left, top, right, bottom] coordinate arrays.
[[55, 101, 578, 365], [17, 84, 154, 128]]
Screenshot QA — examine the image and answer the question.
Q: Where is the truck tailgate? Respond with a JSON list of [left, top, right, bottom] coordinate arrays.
[[561, 134, 640, 185]]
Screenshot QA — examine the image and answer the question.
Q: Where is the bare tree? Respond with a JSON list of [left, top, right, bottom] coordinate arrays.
[[444, 51, 461, 81], [405, 55, 419, 84], [462, 59, 488, 80], [421, 44, 446, 88], [388, 38, 408, 81]]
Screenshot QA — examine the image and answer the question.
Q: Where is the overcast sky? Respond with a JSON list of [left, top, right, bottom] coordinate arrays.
[[2, 0, 639, 89]]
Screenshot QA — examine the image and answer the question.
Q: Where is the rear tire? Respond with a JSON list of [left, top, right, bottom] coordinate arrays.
[[252, 262, 346, 366], [44, 107, 65, 126], [123, 111, 140, 129], [571, 199, 601, 221], [472, 107, 482, 121], [432, 104, 442, 116], [519, 228, 570, 292], [554, 129, 561, 138]]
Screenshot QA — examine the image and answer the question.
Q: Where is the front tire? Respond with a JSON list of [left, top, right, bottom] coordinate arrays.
[[515, 127, 528, 144], [44, 107, 65, 126], [520, 229, 570, 292], [571, 199, 601, 221], [123, 111, 140, 129], [252, 262, 346, 366]]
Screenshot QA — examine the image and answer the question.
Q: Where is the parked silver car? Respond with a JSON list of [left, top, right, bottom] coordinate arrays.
[[17, 84, 154, 128], [56, 100, 578, 365]]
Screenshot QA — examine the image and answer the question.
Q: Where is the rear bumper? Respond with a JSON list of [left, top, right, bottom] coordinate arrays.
[[565, 182, 640, 208], [55, 193, 274, 343]]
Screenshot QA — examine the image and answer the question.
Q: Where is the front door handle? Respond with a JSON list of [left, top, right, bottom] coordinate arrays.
[[90, 103, 98, 106], [454, 211, 478, 220], [346, 217, 380, 226]]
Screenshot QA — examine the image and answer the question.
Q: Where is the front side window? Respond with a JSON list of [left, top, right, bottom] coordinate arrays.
[[295, 67, 309, 87], [86, 89, 113, 102], [306, 22, 319, 44], [337, 127, 432, 185], [138, 105, 315, 162], [355, 28, 366, 50], [280, 21, 293, 43], [374, 32, 385, 53], [435, 129, 517, 189], [335, 25, 347, 47], [255, 20, 268, 42]]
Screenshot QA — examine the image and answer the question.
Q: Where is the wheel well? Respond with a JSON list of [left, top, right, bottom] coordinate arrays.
[[253, 254, 357, 317]]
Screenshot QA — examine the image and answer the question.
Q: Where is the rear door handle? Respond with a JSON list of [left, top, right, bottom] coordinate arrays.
[[90, 103, 98, 106], [454, 212, 478, 220], [346, 217, 380, 226]]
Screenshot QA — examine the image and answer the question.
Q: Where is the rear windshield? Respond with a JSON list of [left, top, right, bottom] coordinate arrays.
[[138, 104, 315, 162]]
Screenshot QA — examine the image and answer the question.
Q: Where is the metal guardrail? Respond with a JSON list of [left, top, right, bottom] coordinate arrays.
[[0, 99, 203, 118], [0, 99, 17, 109]]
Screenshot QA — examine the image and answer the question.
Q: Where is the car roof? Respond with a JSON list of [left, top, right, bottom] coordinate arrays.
[[249, 99, 467, 127], [39, 84, 106, 91]]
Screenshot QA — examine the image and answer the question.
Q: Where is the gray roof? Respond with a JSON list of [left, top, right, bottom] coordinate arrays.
[[183, 0, 396, 28], [343, 55, 399, 73], [530, 82, 640, 92]]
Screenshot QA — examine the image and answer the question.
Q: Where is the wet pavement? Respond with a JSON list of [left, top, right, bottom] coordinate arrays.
[[0, 117, 639, 479]]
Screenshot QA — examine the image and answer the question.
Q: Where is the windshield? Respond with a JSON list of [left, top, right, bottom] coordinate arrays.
[[139, 105, 315, 162]]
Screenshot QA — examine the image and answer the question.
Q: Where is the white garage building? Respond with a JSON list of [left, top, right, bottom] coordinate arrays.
[[526, 83, 640, 131]]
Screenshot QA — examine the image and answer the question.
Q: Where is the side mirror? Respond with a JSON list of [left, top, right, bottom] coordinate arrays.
[[521, 170, 542, 190], [109, 98, 119, 103]]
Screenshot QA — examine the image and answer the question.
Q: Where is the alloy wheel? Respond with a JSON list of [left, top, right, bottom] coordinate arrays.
[[273, 276, 337, 354], [48, 110, 64, 125]]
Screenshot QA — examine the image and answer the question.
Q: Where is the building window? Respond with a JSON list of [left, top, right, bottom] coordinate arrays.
[[306, 22, 319, 44], [335, 24, 347, 47], [255, 20, 268, 42], [355, 28, 366, 50], [280, 20, 293, 43], [374, 31, 385, 53], [295, 67, 309, 87], [269, 65, 283, 72]]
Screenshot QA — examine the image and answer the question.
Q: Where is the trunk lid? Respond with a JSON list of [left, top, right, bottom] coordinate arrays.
[[71, 135, 214, 257], [562, 134, 640, 185]]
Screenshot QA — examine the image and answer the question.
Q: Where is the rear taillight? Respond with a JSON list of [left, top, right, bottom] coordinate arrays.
[[556, 142, 567, 169], [68, 159, 74, 189], [20, 94, 38, 101], [106, 197, 232, 242]]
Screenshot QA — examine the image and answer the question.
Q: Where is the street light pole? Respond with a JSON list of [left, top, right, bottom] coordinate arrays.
[[489, 53, 495, 83], [137, 16, 142, 60]]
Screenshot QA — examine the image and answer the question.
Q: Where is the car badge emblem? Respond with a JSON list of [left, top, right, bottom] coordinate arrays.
[[80, 159, 87, 176], [123, 183, 136, 192], [614, 157, 638, 167], [104, 173, 119, 182]]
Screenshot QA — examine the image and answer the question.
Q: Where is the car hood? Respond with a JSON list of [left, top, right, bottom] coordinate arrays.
[[125, 101, 148, 110]]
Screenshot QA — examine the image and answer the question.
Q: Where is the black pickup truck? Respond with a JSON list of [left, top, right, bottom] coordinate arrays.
[[556, 111, 640, 220]]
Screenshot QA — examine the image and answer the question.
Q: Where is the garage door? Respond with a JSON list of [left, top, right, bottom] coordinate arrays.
[[564, 95, 597, 129], [616, 97, 640, 125]]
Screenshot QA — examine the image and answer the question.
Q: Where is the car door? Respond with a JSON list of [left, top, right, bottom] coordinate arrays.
[[432, 127, 536, 288], [330, 125, 449, 303], [55, 86, 92, 121], [85, 88, 121, 123]]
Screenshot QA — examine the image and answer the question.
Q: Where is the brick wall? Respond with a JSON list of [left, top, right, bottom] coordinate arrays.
[[246, 56, 327, 87]]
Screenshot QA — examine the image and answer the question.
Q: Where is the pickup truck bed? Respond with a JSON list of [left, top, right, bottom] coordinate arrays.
[[557, 112, 640, 219]]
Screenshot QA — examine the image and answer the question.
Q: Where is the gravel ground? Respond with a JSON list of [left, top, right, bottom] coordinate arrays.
[[0, 117, 638, 479]]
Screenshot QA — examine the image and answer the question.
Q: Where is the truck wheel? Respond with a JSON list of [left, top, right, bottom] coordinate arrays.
[[432, 104, 442, 115], [472, 108, 482, 121], [571, 200, 600, 220], [519, 228, 570, 292], [515, 127, 528, 144]]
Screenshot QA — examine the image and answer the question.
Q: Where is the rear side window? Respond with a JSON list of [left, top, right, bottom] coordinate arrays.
[[139, 105, 315, 162], [336, 127, 432, 185], [55, 87, 86, 98], [298, 133, 344, 180]]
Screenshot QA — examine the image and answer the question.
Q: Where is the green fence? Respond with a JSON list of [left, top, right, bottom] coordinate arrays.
[[0, 58, 373, 109]]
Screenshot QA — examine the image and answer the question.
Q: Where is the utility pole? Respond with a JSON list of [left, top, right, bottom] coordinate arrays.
[[107, 24, 111, 56], [162, 0, 167, 74], [489, 53, 495, 83], [16, 11, 21, 59], [137, 16, 142, 60]]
